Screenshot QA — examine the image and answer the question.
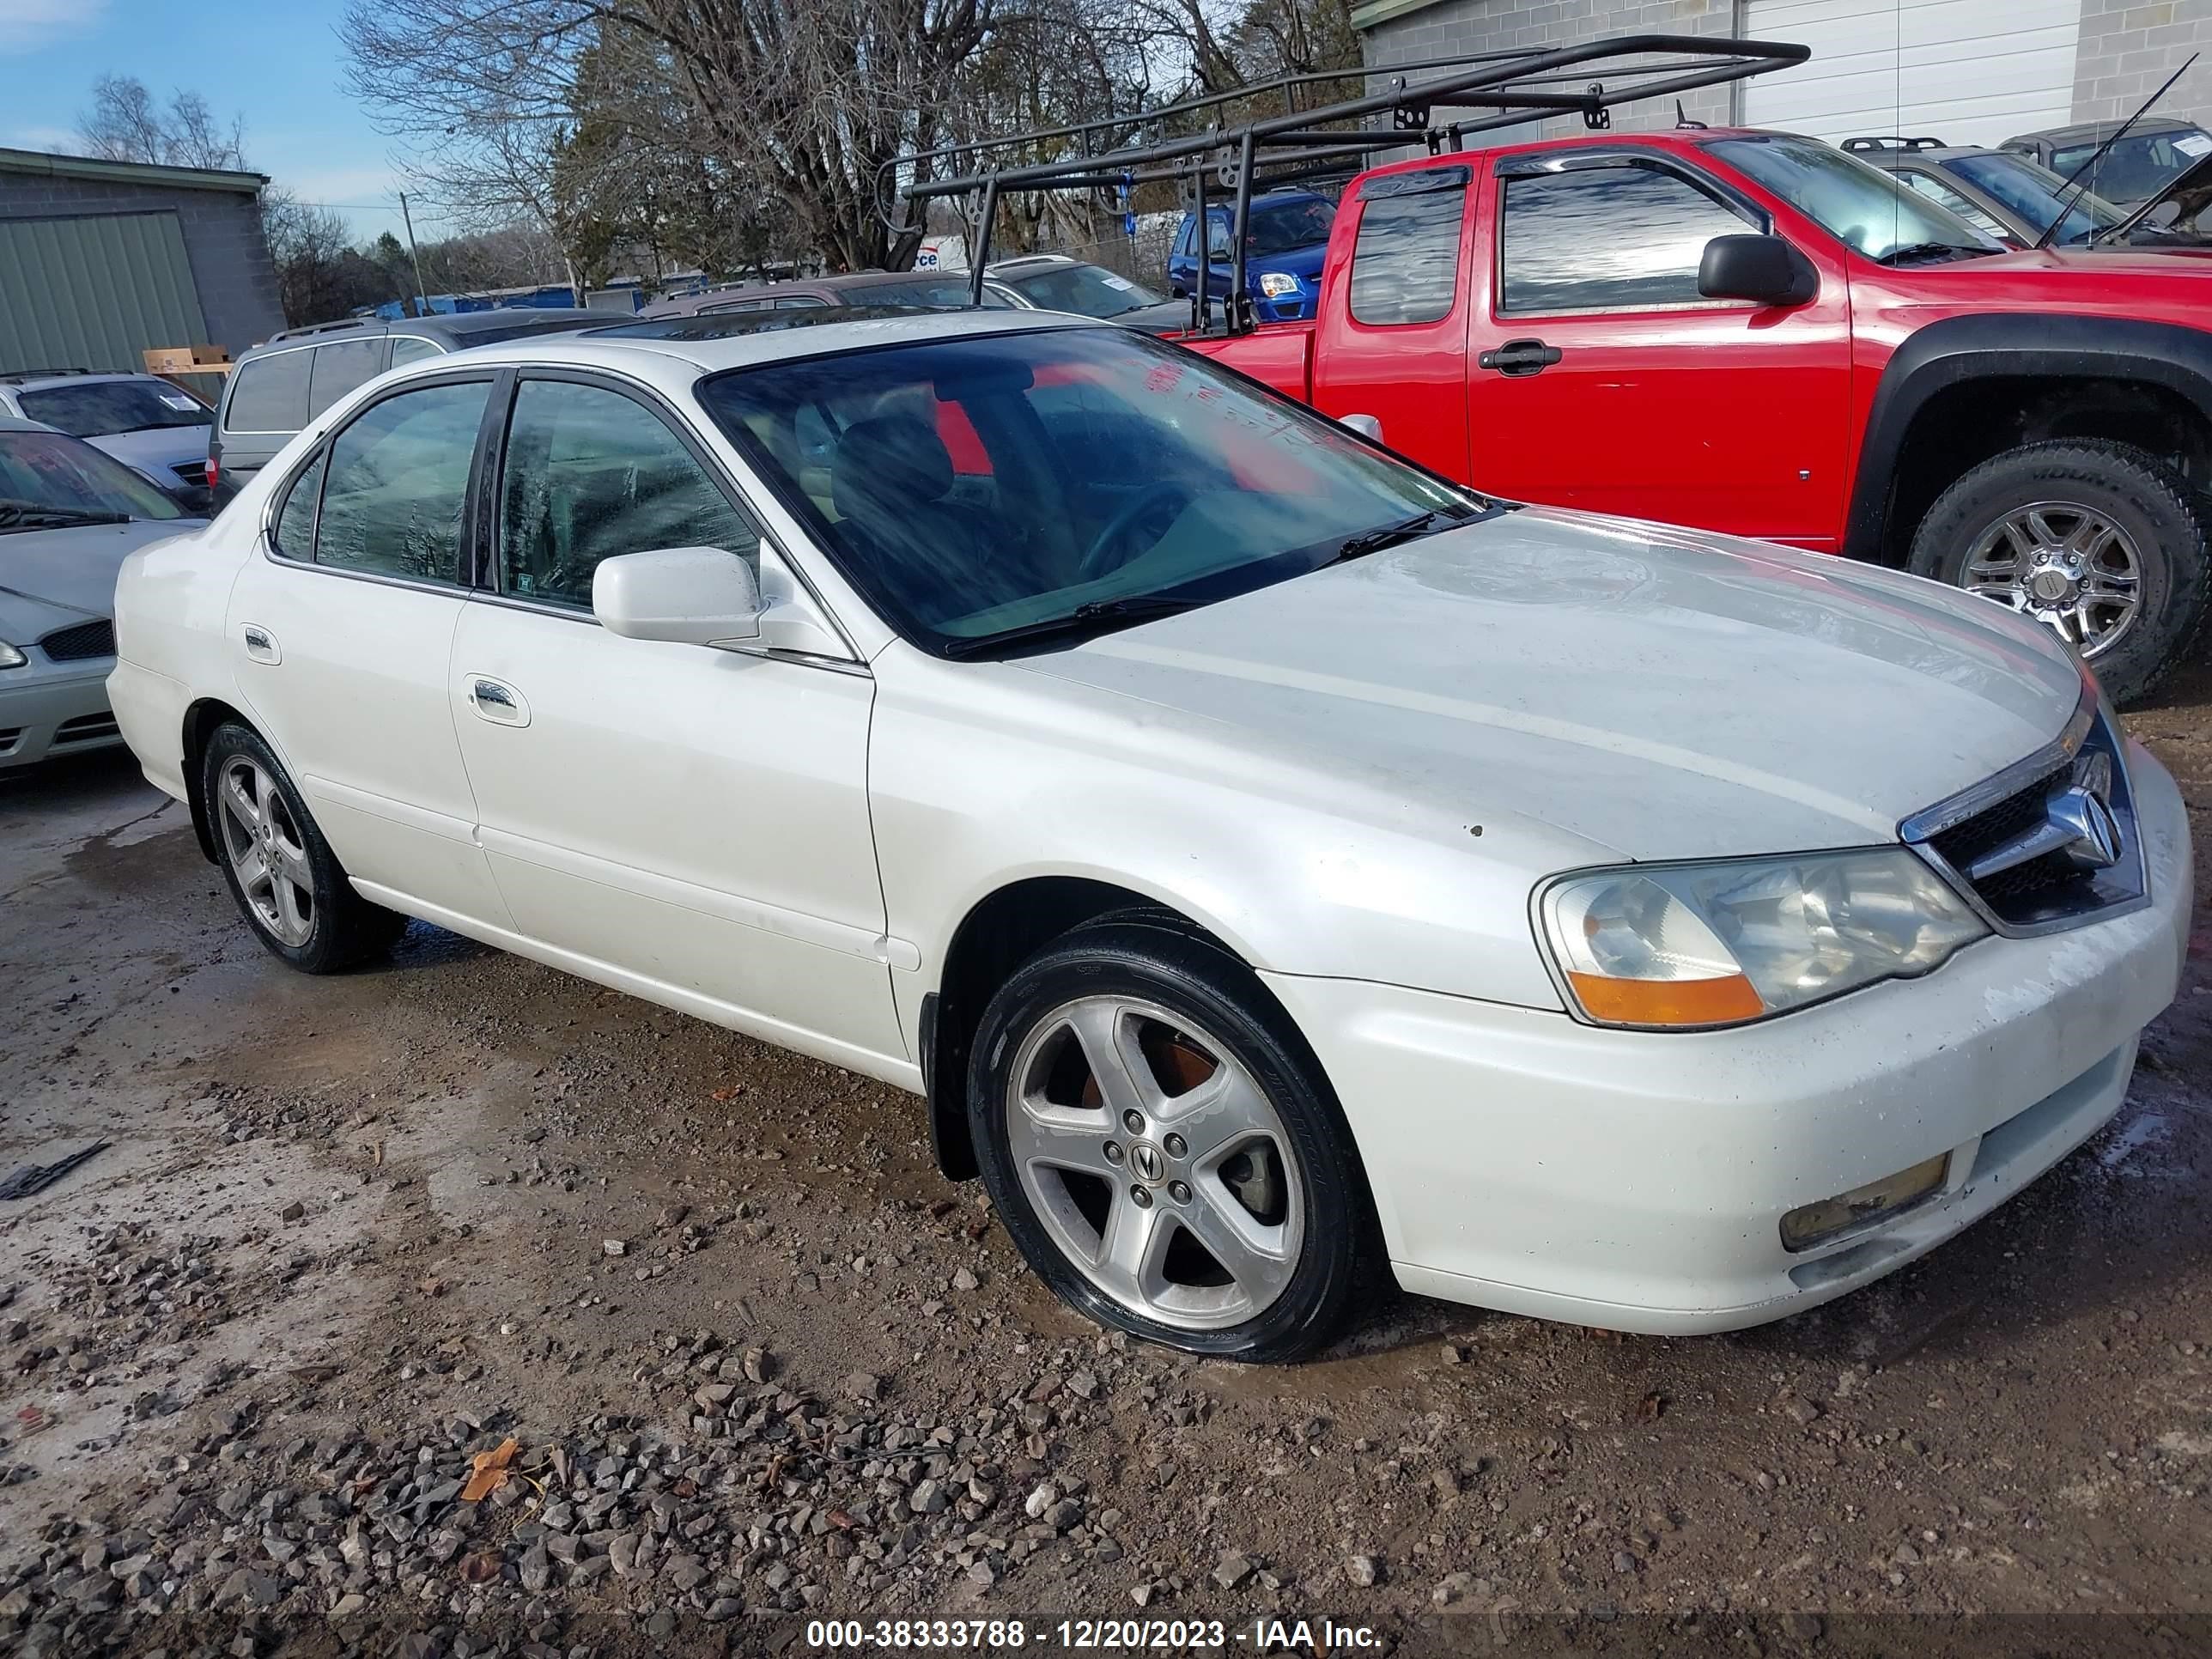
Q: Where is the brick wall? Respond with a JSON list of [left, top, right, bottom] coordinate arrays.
[[2071, 0, 2212, 127], [1363, 0, 1746, 137], [0, 171, 285, 358]]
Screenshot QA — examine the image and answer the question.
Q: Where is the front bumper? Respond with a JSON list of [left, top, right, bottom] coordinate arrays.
[[0, 664, 122, 769], [1264, 745, 2194, 1334]]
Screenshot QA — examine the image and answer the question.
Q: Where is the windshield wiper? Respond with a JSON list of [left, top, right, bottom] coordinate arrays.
[[1328, 510, 1471, 563], [0, 502, 131, 531], [940, 593, 1205, 659], [1878, 241, 1990, 266]]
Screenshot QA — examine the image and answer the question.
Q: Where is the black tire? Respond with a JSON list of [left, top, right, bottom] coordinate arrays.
[[1907, 440, 2211, 706], [199, 721, 406, 973], [966, 915, 1382, 1363]]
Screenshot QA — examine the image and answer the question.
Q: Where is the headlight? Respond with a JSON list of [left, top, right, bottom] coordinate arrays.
[[0, 641, 25, 669], [1537, 848, 1987, 1030], [1257, 271, 1300, 297]]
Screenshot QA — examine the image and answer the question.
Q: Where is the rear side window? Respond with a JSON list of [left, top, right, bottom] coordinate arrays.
[[272, 449, 325, 559], [223, 349, 313, 433], [390, 336, 441, 368], [306, 338, 387, 418], [313, 380, 490, 583], [1500, 165, 1752, 314], [1349, 180, 1467, 325]]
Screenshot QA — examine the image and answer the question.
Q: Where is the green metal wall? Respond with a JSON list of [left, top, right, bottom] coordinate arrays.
[[0, 210, 209, 375]]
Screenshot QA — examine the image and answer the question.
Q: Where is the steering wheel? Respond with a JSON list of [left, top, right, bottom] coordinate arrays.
[[1078, 483, 1196, 581]]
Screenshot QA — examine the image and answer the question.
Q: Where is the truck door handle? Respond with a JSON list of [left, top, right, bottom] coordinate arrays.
[[1478, 338, 1563, 377]]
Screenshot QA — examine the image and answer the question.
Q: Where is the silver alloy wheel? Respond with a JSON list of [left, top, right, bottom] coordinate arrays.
[[1005, 996, 1304, 1331], [216, 757, 316, 947], [1962, 501, 2143, 658]]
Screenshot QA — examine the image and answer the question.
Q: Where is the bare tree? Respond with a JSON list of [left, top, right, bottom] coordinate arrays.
[[78, 75, 249, 169]]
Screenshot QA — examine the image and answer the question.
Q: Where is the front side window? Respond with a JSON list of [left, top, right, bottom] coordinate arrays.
[[1705, 135, 2002, 263], [0, 429, 182, 526], [498, 378, 758, 607], [17, 378, 209, 438], [306, 338, 388, 417], [698, 327, 1478, 655], [313, 380, 489, 581], [1501, 164, 1753, 313], [1349, 179, 1467, 325], [223, 349, 313, 433]]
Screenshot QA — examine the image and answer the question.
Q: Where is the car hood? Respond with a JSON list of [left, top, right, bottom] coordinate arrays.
[[86, 425, 211, 475], [1015, 509, 2084, 863], [0, 518, 199, 642]]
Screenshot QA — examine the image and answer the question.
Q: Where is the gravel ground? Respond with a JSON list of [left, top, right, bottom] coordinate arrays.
[[1, 662, 2209, 1659]]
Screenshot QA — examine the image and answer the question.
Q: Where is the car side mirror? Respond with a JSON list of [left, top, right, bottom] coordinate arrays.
[[1698, 234, 1818, 307], [592, 547, 763, 649], [1338, 413, 1384, 442]]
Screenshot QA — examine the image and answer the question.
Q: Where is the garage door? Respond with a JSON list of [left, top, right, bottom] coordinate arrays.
[[1743, 0, 2082, 149], [0, 210, 210, 376]]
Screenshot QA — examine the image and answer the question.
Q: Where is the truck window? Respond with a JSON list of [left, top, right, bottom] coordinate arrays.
[[1499, 165, 1751, 315], [1349, 185, 1466, 325]]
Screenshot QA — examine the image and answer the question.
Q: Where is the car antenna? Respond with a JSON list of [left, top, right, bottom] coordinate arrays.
[[2036, 54, 2197, 249], [1675, 99, 1707, 131]]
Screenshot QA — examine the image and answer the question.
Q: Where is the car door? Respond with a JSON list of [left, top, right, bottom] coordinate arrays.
[[225, 368, 511, 926], [447, 369, 904, 1074], [1463, 150, 1854, 550]]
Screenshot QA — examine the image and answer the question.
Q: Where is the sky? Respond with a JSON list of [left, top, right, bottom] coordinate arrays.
[[0, 0, 453, 245]]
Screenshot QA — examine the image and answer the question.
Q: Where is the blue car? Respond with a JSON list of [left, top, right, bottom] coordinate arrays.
[[1166, 191, 1336, 322]]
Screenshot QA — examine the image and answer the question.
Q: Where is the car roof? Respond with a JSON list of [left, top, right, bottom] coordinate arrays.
[[0, 369, 161, 389], [2013, 117, 2203, 145]]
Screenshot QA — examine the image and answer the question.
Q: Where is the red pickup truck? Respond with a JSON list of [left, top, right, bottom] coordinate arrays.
[[1185, 128, 2212, 703]]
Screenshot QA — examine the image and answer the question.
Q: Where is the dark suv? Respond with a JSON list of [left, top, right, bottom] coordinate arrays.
[[208, 309, 599, 506]]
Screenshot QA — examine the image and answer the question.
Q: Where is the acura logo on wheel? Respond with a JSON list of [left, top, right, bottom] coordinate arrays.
[[1129, 1143, 1166, 1183]]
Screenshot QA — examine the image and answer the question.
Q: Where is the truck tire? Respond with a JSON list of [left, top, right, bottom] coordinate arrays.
[[1907, 440, 2210, 706]]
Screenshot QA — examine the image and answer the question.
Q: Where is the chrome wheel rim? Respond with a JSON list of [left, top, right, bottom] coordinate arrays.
[[216, 757, 315, 947], [1006, 996, 1304, 1331], [1962, 501, 2142, 659]]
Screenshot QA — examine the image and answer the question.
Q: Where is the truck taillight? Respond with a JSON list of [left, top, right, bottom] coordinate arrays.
[[204, 454, 218, 493]]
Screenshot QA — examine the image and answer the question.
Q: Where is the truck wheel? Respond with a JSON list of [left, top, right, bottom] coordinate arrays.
[[966, 917, 1382, 1363], [1908, 440, 2210, 705]]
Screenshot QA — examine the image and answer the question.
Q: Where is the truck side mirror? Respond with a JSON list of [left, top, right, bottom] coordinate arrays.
[[1698, 234, 1818, 307]]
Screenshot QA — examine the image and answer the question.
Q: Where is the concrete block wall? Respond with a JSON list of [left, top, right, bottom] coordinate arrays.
[[0, 172, 286, 358], [2071, 0, 2212, 128], [1363, 0, 1746, 138]]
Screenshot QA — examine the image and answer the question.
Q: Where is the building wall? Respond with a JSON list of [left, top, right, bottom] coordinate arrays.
[[2072, 0, 2212, 128], [0, 172, 284, 359], [1361, 0, 1747, 135]]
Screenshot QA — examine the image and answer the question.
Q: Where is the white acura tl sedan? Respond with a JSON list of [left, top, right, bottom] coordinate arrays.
[[106, 310, 2191, 1362]]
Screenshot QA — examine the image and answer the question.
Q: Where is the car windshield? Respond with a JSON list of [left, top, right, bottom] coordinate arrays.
[[2050, 127, 2212, 203], [1948, 152, 2125, 243], [0, 429, 184, 528], [697, 326, 1479, 655], [1003, 263, 1166, 318], [853, 276, 1021, 309], [17, 378, 210, 437], [1247, 198, 1336, 256], [1706, 135, 2004, 262]]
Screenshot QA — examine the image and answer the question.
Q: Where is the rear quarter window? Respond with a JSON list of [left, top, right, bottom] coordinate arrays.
[[223, 349, 313, 434], [1349, 179, 1468, 325]]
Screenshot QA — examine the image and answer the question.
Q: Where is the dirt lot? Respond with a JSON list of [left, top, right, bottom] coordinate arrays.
[[3, 664, 2210, 1659]]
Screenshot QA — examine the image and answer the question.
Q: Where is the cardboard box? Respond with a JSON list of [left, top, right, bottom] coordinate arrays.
[[142, 344, 234, 376]]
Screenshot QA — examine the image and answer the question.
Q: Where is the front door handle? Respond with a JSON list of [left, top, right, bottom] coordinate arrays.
[[1477, 338, 1564, 377], [465, 675, 530, 727]]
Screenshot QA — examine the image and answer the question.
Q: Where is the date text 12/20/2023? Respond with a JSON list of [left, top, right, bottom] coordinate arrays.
[[803, 1618, 1383, 1650]]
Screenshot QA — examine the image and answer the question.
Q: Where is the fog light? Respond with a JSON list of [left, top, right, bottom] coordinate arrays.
[[1780, 1153, 1949, 1253]]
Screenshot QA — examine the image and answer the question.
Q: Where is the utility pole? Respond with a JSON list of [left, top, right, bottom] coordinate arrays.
[[398, 191, 431, 319]]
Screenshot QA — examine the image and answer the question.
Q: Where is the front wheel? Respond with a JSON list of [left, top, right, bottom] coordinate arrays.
[[1908, 440, 2211, 705], [966, 918, 1380, 1362]]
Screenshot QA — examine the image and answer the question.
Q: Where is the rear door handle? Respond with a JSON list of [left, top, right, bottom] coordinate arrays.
[[1477, 338, 1564, 377], [240, 623, 280, 665], [465, 675, 531, 727]]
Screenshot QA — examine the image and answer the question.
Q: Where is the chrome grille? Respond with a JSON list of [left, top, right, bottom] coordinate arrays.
[[39, 619, 114, 662]]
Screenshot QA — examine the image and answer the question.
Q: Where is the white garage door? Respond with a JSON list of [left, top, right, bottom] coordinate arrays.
[[1743, 0, 2082, 149]]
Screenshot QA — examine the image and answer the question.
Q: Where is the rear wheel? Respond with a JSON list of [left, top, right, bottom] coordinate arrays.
[[1908, 440, 2210, 704], [967, 918, 1379, 1362], [202, 723, 405, 973]]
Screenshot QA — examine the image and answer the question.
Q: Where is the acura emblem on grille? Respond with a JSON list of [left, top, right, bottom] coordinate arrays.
[[1962, 754, 2123, 882]]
